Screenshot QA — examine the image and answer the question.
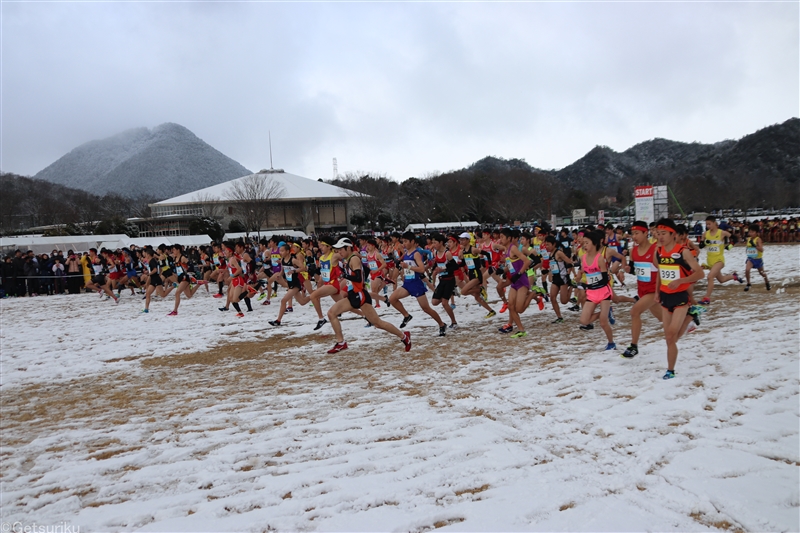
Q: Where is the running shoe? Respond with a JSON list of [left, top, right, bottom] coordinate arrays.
[[687, 305, 706, 326], [402, 331, 412, 352], [113, 297, 119, 304], [551, 317, 564, 324], [500, 302, 508, 313], [498, 323, 513, 333], [604, 342, 616, 351], [766, 281, 771, 291], [568, 304, 580, 312], [633, 295, 640, 302], [537, 297, 545, 311], [235, 312, 245, 318], [213, 293, 224, 299], [450, 302, 456, 310], [262, 300, 270, 306], [268, 320, 281, 326], [686, 324, 697, 334], [510, 331, 527, 339], [219, 307, 228, 312], [699, 297, 711, 306], [579, 324, 594, 331], [374, 301, 380, 309], [314, 318, 327, 331], [732, 272, 744, 283], [744, 284, 751, 292], [439, 325, 446, 337], [271, 291, 278, 298], [140, 309, 149, 314], [480, 286, 488, 301], [569, 297, 578, 304], [384, 295, 391, 306], [608, 307, 615, 325], [662, 370, 676, 380], [364, 319, 372, 328], [257, 292, 267, 301], [449, 323, 459, 330], [286, 306, 294, 313], [400, 314, 413, 328], [327, 342, 348, 354], [621, 344, 638, 358], [167, 311, 177, 316], [484, 310, 496, 319]]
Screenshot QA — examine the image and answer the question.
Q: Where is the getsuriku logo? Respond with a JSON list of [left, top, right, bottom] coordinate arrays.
[[2, 523, 80, 533]]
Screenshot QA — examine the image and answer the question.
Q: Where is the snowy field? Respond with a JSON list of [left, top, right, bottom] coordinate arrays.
[[1, 245, 798, 532]]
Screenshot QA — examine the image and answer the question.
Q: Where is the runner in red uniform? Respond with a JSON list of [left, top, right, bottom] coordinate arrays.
[[620, 221, 663, 358]]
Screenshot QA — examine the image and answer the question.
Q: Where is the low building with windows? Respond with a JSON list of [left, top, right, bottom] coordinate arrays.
[[134, 170, 357, 237]]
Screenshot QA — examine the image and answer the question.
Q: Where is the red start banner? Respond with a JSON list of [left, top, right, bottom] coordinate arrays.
[[635, 186, 654, 198]]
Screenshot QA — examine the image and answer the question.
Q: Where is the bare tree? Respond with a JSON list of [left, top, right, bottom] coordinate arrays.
[[334, 171, 396, 230], [192, 192, 224, 219], [299, 204, 315, 234], [225, 173, 287, 237]]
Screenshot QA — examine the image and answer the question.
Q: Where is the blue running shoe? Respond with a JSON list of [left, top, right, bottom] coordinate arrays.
[[605, 342, 616, 351], [608, 306, 615, 325], [662, 370, 676, 380]]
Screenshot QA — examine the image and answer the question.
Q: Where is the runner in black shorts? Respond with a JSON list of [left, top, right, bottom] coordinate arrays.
[[429, 233, 459, 328]]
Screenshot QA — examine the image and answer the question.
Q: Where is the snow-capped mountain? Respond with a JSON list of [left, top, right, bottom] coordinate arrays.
[[34, 123, 252, 199]]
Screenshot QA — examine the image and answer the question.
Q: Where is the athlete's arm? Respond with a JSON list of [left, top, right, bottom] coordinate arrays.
[[411, 251, 427, 273]]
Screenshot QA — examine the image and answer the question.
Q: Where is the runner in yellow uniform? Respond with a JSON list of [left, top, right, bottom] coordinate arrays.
[[699, 215, 742, 305]]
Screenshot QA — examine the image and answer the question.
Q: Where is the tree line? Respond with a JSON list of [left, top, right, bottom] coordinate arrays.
[[0, 173, 154, 236]]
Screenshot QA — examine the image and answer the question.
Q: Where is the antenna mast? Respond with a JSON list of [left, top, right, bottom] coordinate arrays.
[[332, 158, 338, 180], [269, 131, 274, 170]]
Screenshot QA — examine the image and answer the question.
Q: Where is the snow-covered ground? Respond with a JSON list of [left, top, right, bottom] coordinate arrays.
[[1, 245, 798, 532]]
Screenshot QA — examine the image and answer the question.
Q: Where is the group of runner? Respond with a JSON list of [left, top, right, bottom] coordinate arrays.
[[82, 215, 771, 380]]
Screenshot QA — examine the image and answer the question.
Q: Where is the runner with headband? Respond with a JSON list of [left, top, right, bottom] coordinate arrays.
[[654, 219, 706, 379]]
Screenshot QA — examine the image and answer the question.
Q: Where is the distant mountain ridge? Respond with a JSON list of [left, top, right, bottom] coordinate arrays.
[[467, 118, 798, 191], [34, 123, 251, 200]]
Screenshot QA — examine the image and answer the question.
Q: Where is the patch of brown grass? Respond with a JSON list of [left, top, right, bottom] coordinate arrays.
[[454, 484, 489, 496]]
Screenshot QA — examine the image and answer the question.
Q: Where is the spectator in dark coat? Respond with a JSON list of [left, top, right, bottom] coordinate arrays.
[[12, 250, 25, 297]]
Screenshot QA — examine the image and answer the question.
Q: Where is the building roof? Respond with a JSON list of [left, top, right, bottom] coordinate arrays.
[[152, 170, 353, 206]]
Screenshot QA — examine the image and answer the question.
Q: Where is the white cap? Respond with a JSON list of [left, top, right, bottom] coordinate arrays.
[[332, 238, 353, 249], [459, 232, 471, 239]]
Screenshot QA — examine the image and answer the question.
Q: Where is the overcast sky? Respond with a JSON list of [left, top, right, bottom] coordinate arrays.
[[2, 1, 798, 182]]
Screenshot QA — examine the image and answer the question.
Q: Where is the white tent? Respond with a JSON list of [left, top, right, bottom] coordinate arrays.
[[224, 230, 308, 241], [0, 234, 216, 255], [121, 235, 213, 248], [403, 221, 480, 232], [0, 234, 130, 255]]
